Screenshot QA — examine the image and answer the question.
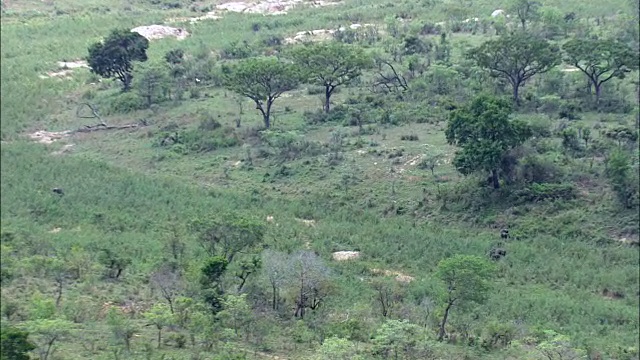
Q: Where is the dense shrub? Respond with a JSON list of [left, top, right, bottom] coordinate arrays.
[[516, 155, 565, 184], [514, 183, 577, 203], [109, 92, 146, 113]]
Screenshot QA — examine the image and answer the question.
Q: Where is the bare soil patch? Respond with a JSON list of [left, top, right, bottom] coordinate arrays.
[[131, 25, 189, 40], [332, 251, 361, 261], [370, 268, 415, 283], [28, 130, 71, 144]]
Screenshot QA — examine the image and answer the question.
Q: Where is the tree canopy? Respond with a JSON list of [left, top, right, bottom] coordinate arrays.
[[436, 255, 495, 341], [222, 57, 301, 128], [467, 32, 560, 104], [290, 43, 371, 113], [563, 38, 639, 103], [87, 29, 149, 91], [446, 94, 532, 189]]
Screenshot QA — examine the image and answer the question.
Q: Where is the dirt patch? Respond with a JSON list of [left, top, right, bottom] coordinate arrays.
[[216, 0, 341, 16], [131, 25, 189, 40], [615, 237, 639, 246], [29, 130, 71, 144], [284, 23, 375, 44], [167, 12, 223, 24], [370, 268, 415, 283], [58, 60, 89, 69], [296, 218, 316, 227], [332, 251, 360, 261], [52, 144, 75, 155], [48, 228, 62, 233]]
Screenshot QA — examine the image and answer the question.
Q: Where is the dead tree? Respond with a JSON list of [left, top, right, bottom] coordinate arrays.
[[372, 59, 408, 94]]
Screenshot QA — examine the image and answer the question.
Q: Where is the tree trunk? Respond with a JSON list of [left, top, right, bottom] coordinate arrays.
[[512, 83, 520, 106], [324, 86, 332, 113], [438, 302, 453, 342], [167, 298, 174, 314], [272, 284, 277, 310], [595, 83, 602, 105], [157, 327, 162, 349], [491, 169, 500, 189]]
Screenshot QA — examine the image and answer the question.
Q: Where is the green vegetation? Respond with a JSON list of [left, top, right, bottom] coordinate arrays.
[[1, 0, 638, 359]]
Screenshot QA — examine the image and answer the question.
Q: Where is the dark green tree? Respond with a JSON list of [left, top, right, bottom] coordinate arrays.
[[467, 32, 560, 104], [87, 29, 149, 91], [200, 256, 229, 314], [222, 57, 301, 128], [563, 38, 639, 103], [436, 255, 494, 341], [445, 95, 532, 189], [1, 326, 36, 360], [290, 43, 371, 113], [190, 214, 264, 263]]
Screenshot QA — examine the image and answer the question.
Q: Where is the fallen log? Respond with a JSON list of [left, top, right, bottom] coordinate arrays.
[[72, 123, 140, 133]]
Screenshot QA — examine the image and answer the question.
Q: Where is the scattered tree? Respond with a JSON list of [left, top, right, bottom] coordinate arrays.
[[143, 303, 174, 348], [217, 294, 252, 336], [190, 214, 264, 263], [372, 319, 429, 359], [221, 57, 301, 128], [87, 29, 149, 91], [467, 32, 560, 104], [371, 278, 405, 317], [200, 256, 229, 314], [23, 319, 73, 360], [508, 0, 541, 30], [436, 255, 494, 341], [290, 43, 371, 113], [446, 94, 532, 189], [106, 308, 136, 352], [316, 336, 364, 360], [290, 251, 331, 319], [150, 265, 184, 314], [1, 325, 36, 360], [235, 255, 261, 292], [563, 38, 639, 103], [134, 62, 170, 108], [261, 249, 289, 311]]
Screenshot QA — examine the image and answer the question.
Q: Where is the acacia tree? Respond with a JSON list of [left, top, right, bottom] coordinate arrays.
[[289, 250, 331, 319], [467, 32, 560, 104], [445, 95, 532, 189], [508, 0, 541, 30], [261, 249, 288, 311], [436, 255, 494, 342], [563, 38, 638, 103], [222, 57, 301, 128], [290, 43, 372, 112], [87, 29, 149, 91], [190, 214, 264, 264]]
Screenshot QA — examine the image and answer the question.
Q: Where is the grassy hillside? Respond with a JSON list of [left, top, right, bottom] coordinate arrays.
[[1, 0, 639, 359]]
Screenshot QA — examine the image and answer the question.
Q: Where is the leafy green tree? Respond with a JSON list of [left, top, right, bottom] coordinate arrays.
[[316, 336, 364, 360], [23, 319, 73, 360], [143, 303, 174, 348], [221, 57, 301, 128], [217, 294, 252, 336], [508, 0, 541, 30], [606, 149, 639, 209], [1, 325, 36, 360], [532, 330, 587, 360], [436, 255, 494, 341], [134, 62, 170, 108], [467, 32, 560, 104], [563, 38, 638, 103], [106, 307, 137, 352], [372, 319, 429, 359], [200, 256, 229, 314], [190, 214, 264, 263], [290, 43, 371, 113], [445, 95, 532, 189], [235, 255, 261, 292], [87, 29, 149, 91]]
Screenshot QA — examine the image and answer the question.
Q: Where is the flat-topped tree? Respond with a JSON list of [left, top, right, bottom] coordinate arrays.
[[87, 29, 149, 92], [290, 42, 372, 113], [467, 32, 559, 105], [563, 38, 638, 104], [222, 57, 301, 129]]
